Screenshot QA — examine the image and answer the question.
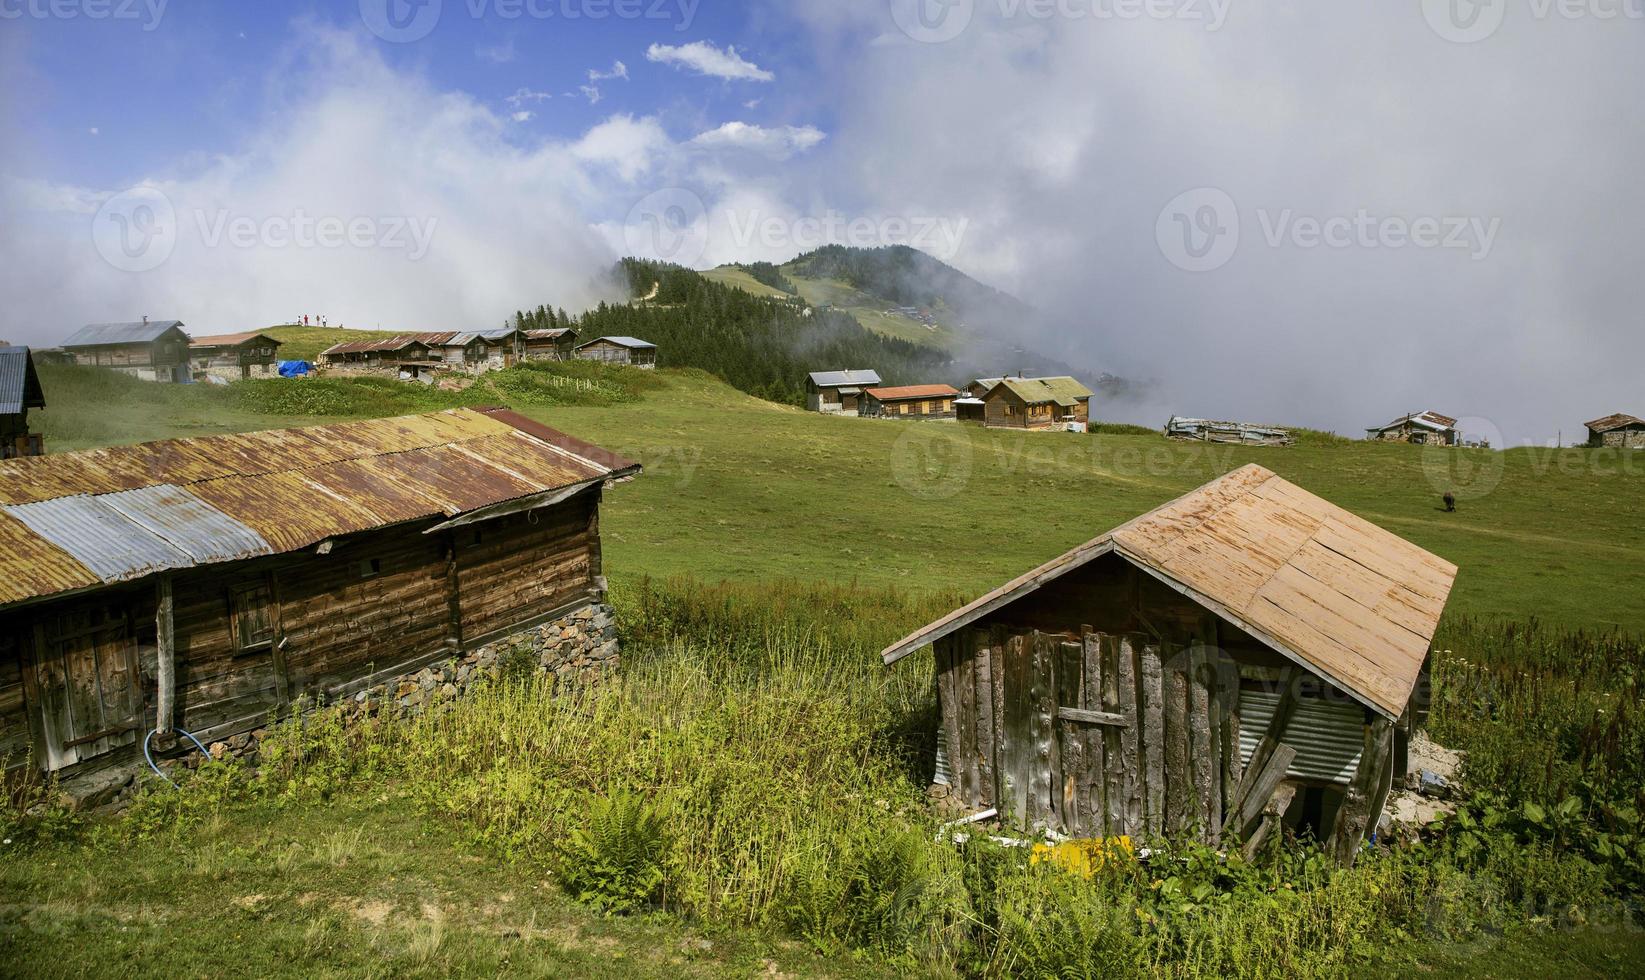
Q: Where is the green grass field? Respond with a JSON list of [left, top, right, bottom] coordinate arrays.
[[13, 360, 1645, 977], [701, 264, 961, 350], [29, 361, 1645, 633]]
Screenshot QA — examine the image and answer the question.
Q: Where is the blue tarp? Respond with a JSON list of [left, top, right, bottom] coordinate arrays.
[[277, 360, 312, 377]]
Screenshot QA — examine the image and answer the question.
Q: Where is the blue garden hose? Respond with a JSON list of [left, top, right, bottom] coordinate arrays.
[[142, 728, 212, 787]]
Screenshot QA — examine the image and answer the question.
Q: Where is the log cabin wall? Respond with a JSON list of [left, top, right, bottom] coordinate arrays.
[[931, 552, 1401, 861], [0, 490, 605, 783]]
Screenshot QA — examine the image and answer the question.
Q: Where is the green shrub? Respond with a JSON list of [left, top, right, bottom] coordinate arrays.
[[557, 789, 669, 914]]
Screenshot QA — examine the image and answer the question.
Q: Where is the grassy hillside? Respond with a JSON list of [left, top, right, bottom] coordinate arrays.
[[264, 325, 405, 362], [28, 364, 1645, 633], [12, 368, 1645, 976]]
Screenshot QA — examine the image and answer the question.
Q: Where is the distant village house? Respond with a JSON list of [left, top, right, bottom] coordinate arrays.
[[882, 465, 1457, 867], [0, 408, 638, 795], [189, 332, 283, 382], [522, 328, 579, 361], [806, 370, 882, 416], [0, 346, 46, 459], [861, 384, 960, 420], [1166, 418, 1294, 448], [62, 319, 192, 383], [1365, 412, 1460, 446], [982, 377, 1093, 430], [573, 336, 658, 369], [1585, 414, 1645, 449]]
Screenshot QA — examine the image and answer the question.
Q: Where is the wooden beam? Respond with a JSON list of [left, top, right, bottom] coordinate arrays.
[[155, 575, 176, 735], [1329, 716, 1395, 867], [1240, 781, 1298, 861], [1232, 666, 1303, 816], [1058, 706, 1130, 727], [1232, 743, 1298, 839]]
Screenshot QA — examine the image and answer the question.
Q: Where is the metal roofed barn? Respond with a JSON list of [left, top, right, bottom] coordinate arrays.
[[806, 370, 884, 415], [1, 345, 47, 458], [881, 464, 1457, 866], [0, 408, 640, 783]]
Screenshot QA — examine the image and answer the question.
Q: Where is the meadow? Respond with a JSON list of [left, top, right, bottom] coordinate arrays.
[[6, 358, 1644, 976]]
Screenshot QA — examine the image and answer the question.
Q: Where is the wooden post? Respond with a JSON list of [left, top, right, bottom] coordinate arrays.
[[1163, 645, 1190, 836], [1080, 630, 1106, 836], [155, 575, 175, 735], [444, 534, 463, 650], [1329, 715, 1395, 867], [1232, 743, 1298, 838], [1116, 636, 1142, 835], [1057, 640, 1085, 833], [1140, 642, 1166, 838], [1099, 634, 1124, 836], [974, 630, 997, 809]]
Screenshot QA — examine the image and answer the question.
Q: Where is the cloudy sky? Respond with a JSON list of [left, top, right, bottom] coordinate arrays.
[[1, 1, 1639, 443]]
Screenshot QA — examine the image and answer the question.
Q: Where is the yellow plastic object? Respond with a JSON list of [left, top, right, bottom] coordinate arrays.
[[1030, 836, 1135, 877]]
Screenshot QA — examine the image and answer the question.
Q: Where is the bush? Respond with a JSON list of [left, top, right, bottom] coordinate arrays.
[[557, 789, 669, 914]]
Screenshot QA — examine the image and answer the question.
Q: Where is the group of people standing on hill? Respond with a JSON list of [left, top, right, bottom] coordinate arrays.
[[298, 314, 331, 328]]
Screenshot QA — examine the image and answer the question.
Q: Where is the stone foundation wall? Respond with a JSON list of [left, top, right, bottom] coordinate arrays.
[[69, 601, 618, 809]]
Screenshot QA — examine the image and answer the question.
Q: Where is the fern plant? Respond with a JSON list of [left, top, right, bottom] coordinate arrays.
[[557, 789, 669, 914]]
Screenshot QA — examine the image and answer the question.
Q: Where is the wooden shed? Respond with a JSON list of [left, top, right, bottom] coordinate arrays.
[[0, 346, 46, 459], [319, 335, 439, 370], [523, 329, 578, 361], [573, 336, 657, 369], [189, 332, 283, 381], [807, 370, 882, 415], [62, 319, 192, 383], [861, 384, 960, 420], [1365, 412, 1459, 446], [0, 408, 638, 791], [1585, 414, 1645, 449], [881, 465, 1457, 865], [982, 377, 1093, 430]]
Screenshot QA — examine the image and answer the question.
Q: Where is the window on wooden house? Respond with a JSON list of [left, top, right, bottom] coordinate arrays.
[[230, 579, 276, 652]]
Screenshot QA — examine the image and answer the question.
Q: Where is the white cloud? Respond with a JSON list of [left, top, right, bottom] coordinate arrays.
[[505, 87, 551, 108], [511, 111, 533, 123], [579, 85, 603, 105], [587, 60, 629, 82], [0, 28, 643, 342], [645, 41, 774, 82], [690, 122, 826, 160], [475, 36, 516, 64]]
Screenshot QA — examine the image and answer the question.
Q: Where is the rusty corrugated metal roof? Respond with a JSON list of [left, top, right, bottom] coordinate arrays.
[[4, 496, 194, 584], [0, 510, 99, 605], [100, 484, 274, 564], [1586, 413, 1644, 432], [189, 332, 282, 348], [865, 384, 960, 401], [0, 408, 636, 608]]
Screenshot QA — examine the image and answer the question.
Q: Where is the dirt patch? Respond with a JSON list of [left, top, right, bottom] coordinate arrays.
[[350, 899, 394, 926]]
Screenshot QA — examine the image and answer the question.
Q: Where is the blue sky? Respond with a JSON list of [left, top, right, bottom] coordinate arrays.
[[2, 1, 1642, 443], [11, 1, 813, 187]]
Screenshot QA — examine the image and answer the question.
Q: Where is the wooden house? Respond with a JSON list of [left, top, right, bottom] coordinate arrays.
[[0, 408, 639, 792], [881, 465, 1457, 866], [982, 377, 1093, 430], [861, 384, 960, 420], [523, 329, 578, 361], [189, 332, 283, 382], [1, 346, 46, 459], [806, 370, 882, 415], [62, 319, 192, 383], [1166, 418, 1294, 447], [1365, 412, 1459, 446], [1585, 414, 1645, 449], [573, 336, 657, 369], [319, 335, 439, 371]]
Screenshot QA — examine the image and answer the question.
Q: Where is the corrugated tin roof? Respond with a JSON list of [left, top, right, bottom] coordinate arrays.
[[1369, 411, 1457, 433], [809, 370, 882, 387], [1238, 690, 1364, 786], [0, 346, 46, 415], [990, 376, 1093, 407], [576, 336, 656, 350], [0, 408, 640, 609], [4, 495, 194, 584], [1586, 413, 1644, 432], [99, 484, 273, 564], [866, 384, 960, 400], [523, 329, 575, 340], [189, 331, 282, 348], [881, 464, 1458, 718], [62, 320, 187, 347]]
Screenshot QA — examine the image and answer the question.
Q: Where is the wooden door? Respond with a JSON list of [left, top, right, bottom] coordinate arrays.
[[29, 602, 142, 770]]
